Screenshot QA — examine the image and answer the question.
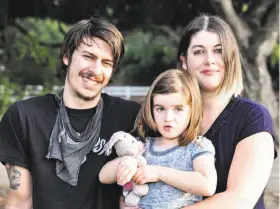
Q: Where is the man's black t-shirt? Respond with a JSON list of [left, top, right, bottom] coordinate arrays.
[[0, 93, 141, 209], [66, 105, 97, 133]]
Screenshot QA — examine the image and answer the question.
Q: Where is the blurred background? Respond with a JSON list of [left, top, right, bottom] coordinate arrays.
[[0, 0, 279, 208]]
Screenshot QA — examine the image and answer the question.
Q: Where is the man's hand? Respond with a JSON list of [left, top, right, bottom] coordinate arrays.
[[117, 157, 137, 185], [132, 165, 160, 185]]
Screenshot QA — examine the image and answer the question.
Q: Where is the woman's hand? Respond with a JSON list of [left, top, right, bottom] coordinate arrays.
[[117, 157, 138, 185], [132, 165, 160, 184]]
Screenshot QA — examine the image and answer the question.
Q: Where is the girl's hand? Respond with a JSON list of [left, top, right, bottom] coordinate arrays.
[[119, 196, 142, 209], [132, 165, 160, 184], [117, 157, 138, 185]]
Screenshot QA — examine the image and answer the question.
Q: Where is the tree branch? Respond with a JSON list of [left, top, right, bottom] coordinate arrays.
[[210, 0, 251, 47], [0, 0, 9, 31], [249, 1, 279, 60], [246, 0, 275, 26], [11, 20, 61, 48], [58, 21, 67, 36]]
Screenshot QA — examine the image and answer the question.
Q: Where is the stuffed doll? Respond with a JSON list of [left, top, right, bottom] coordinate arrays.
[[103, 131, 149, 207]]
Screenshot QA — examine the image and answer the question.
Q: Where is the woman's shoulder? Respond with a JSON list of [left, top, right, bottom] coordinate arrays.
[[233, 97, 274, 142], [234, 97, 270, 114], [226, 96, 272, 123]]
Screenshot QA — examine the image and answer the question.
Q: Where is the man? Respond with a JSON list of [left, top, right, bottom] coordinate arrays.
[[0, 17, 140, 209]]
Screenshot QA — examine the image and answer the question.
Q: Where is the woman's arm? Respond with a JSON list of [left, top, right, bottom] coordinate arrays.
[[99, 156, 137, 185], [182, 132, 275, 209], [133, 154, 216, 196]]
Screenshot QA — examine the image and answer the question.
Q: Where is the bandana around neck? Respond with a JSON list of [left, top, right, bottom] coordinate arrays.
[[46, 90, 104, 186]]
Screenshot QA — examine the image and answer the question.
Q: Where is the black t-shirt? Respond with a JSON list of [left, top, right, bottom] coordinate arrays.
[[66, 105, 97, 133], [203, 97, 276, 209], [0, 93, 141, 209]]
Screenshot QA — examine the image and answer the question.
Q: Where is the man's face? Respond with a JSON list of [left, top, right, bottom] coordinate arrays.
[[63, 37, 114, 103]]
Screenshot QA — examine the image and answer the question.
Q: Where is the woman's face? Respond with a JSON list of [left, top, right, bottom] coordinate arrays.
[[180, 30, 225, 93]]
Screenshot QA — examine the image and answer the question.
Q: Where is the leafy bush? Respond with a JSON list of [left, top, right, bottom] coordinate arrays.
[[0, 77, 60, 119]]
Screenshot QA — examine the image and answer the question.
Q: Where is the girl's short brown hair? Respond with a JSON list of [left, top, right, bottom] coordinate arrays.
[[136, 69, 203, 146]]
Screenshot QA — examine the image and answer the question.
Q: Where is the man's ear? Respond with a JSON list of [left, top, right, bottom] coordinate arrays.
[[63, 55, 69, 66], [180, 55, 187, 70]]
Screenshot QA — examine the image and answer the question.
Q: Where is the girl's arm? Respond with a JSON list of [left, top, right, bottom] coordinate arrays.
[[159, 154, 217, 196], [99, 156, 137, 185], [133, 154, 217, 196], [181, 132, 274, 209]]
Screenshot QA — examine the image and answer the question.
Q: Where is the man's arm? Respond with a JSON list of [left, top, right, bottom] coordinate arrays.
[[4, 164, 32, 209], [182, 132, 274, 209]]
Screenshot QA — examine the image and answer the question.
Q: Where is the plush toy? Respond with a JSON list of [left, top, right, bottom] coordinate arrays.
[[103, 131, 149, 207]]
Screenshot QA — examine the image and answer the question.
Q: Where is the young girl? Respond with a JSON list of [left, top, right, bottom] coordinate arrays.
[[99, 69, 217, 209]]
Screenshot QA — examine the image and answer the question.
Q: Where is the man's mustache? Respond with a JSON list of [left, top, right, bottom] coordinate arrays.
[[79, 70, 104, 82]]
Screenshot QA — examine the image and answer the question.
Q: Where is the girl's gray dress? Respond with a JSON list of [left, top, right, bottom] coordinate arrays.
[[139, 136, 215, 209]]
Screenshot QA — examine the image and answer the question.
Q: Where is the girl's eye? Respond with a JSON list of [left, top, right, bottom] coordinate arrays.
[[175, 108, 183, 112]]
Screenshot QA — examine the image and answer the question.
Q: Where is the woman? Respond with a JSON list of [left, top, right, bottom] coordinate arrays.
[[177, 14, 276, 209]]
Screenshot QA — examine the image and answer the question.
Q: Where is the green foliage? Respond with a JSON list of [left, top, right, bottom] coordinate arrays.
[[270, 44, 279, 67], [241, 3, 249, 13], [124, 31, 176, 65], [0, 77, 25, 119], [15, 17, 67, 68], [115, 31, 176, 85], [0, 76, 61, 119], [9, 17, 69, 85], [16, 35, 56, 69]]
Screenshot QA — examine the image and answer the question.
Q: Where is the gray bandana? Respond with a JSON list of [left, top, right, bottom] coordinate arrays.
[[46, 90, 104, 186]]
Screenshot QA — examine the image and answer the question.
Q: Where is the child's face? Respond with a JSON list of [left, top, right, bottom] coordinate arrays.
[[152, 91, 191, 141]]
